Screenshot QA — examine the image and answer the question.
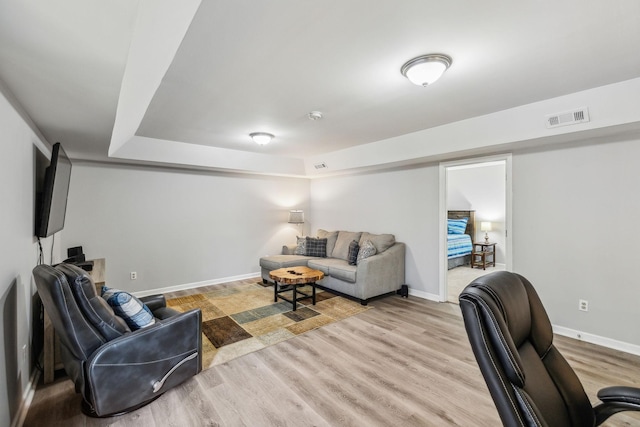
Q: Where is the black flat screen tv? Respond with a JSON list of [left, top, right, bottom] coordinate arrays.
[[36, 142, 72, 238]]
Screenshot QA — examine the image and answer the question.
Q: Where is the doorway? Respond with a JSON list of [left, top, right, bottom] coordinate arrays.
[[438, 154, 512, 303]]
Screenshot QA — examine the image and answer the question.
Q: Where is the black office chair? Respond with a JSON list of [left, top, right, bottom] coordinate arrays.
[[33, 263, 202, 417], [459, 271, 640, 426]]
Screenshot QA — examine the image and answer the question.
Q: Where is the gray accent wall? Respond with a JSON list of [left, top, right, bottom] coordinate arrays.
[[310, 166, 441, 301], [61, 163, 310, 293], [512, 139, 640, 346]]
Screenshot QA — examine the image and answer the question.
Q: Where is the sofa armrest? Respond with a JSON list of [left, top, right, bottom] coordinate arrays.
[[282, 244, 297, 255], [86, 308, 202, 416], [356, 243, 406, 299]]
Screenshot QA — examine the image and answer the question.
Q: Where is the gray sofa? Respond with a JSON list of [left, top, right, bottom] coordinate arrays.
[[260, 229, 405, 304]]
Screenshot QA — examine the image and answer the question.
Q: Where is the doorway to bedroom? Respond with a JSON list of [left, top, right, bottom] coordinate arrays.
[[439, 154, 512, 303]]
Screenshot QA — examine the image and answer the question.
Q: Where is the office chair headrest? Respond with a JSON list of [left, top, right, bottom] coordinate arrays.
[[461, 271, 554, 387]]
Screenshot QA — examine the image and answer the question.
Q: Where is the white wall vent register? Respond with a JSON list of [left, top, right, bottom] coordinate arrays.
[[545, 107, 590, 128]]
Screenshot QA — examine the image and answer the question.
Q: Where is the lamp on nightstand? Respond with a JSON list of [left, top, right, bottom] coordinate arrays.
[[480, 222, 492, 243]]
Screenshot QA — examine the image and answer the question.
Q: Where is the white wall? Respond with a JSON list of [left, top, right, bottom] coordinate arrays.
[[512, 138, 640, 347], [0, 86, 53, 427], [62, 163, 310, 293], [311, 138, 640, 348], [447, 163, 506, 263], [310, 165, 441, 299]]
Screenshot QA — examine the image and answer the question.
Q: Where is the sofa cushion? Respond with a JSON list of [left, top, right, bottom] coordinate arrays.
[[347, 240, 359, 265], [294, 236, 307, 255], [305, 237, 327, 257], [359, 232, 395, 253], [308, 258, 357, 283], [307, 258, 330, 275], [260, 255, 314, 271], [333, 231, 362, 261], [317, 229, 338, 257], [357, 239, 377, 264]]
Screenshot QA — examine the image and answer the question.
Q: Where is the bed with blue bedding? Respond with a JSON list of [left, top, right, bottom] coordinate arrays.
[[447, 210, 475, 269]]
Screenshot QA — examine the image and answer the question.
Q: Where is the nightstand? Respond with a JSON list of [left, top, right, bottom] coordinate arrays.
[[471, 242, 496, 270]]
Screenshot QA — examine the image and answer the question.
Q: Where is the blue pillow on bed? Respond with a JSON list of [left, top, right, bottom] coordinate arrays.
[[448, 218, 468, 235]]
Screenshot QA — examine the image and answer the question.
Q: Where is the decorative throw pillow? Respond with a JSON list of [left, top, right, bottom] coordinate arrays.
[[447, 218, 468, 235], [294, 236, 307, 255], [317, 229, 338, 257], [333, 231, 363, 261], [356, 239, 377, 264], [305, 237, 328, 257], [101, 286, 155, 330], [359, 232, 395, 254], [347, 240, 360, 265]]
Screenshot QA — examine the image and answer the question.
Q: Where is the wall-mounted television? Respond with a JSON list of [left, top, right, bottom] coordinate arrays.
[[36, 142, 72, 238]]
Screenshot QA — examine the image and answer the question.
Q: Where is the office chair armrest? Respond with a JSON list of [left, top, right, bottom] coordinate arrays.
[[593, 386, 640, 426], [598, 386, 640, 404], [85, 308, 202, 417], [139, 294, 167, 311]]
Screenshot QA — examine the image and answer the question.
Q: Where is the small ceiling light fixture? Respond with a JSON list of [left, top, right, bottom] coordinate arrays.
[[308, 111, 323, 121], [250, 132, 274, 145], [401, 53, 452, 87]]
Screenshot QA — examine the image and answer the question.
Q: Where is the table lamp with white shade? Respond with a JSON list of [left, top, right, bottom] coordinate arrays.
[[480, 221, 492, 243]]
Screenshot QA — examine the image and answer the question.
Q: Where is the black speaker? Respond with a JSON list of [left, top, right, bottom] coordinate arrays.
[[397, 284, 409, 298], [67, 246, 83, 258], [64, 254, 86, 264]]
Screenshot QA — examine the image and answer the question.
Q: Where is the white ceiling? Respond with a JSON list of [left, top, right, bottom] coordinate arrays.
[[2, 1, 640, 176]]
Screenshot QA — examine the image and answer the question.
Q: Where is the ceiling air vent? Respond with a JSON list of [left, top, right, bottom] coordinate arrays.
[[545, 107, 590, 129], [314, 162, 327, 170]]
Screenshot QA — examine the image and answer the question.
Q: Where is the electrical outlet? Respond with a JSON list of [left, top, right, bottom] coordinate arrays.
[[578, 299, 588, 312], [130, 271, 137, 280]]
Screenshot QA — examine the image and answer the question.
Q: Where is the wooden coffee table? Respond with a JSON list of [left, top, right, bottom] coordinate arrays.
[[269, 266, 324, 311]]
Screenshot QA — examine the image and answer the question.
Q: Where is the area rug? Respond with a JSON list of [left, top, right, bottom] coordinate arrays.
[[166, 280, 370, 370]]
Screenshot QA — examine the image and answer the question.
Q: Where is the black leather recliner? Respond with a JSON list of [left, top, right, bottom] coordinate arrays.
[[33, 263, 202, 417], [459, 271, 640, 426]]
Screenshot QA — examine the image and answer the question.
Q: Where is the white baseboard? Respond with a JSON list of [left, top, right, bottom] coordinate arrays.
[[552, 325, 640, 357], [406, 292, 640, 357], [133, 271, 261, 298], [12, 368, 40, 427], [408, 288, 441, 302]]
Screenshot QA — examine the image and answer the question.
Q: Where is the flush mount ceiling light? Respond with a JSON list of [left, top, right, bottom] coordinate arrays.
[[401, 54, 452, 87], [250, 132, 274, 145], [308, 111, 323, 121]]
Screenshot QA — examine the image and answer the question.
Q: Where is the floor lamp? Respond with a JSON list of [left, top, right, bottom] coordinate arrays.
[[288, 210, 304, 235]]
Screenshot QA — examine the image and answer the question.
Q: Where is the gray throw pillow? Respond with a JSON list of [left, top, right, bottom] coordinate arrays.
[[356, 239, 377, 264], [305, 237, 327, 257], [294, 236, 307, 255], [333, 231, 363, 261], [317, 229, 338, 257], [347, 240, 359, 265]]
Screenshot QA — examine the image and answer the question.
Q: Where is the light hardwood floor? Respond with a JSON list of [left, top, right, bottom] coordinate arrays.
[[24, 279, 640, 426]]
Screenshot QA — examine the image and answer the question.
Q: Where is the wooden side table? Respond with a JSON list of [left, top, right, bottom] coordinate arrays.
[[471, 243, 496, 270]]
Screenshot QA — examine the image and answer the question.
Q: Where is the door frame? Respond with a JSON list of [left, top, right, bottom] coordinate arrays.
[[438, 153, 513, 302]]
